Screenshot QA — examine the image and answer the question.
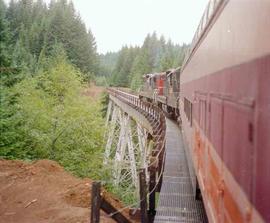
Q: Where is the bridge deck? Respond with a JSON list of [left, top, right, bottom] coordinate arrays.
[[154, 119, 208, 223]]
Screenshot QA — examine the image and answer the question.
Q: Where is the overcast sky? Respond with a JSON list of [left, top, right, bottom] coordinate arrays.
[[4, 0, 209, 54]]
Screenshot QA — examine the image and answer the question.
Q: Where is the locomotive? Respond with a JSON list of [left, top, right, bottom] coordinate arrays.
[[140, 68, 181, 119], [139, 0, 270, 222]]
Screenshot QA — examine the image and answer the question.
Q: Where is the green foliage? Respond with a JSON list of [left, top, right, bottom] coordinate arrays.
[[100, 92, 109, 118], [106, 182, 137, 205], [0, 0, 190, 204], [130, 48, 151, 90], [47, 0, 99, 79], [0, 0, 107, 187], [3, 0, 98, 80], [1, 54, 105, 180], [0, 86, 26, 158], [98, 52, 119, 77], [0, 0, 11, 67], [95, 75, 108, 87], [104, 32, 188, 89], [110, 46, 140, 87]]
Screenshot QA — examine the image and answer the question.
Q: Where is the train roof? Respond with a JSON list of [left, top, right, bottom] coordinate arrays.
[[143, 72, 166, 79], [166, 67, 181, 77], [181, 0, 225, 71]]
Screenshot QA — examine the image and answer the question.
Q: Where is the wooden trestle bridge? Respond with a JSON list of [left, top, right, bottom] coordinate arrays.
[[91, 88, 208, 223]]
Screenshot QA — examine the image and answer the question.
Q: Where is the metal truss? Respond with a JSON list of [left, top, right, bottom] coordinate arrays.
[[104, 101, 152, 201]]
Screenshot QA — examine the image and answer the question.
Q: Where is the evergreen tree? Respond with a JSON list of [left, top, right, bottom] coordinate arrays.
[[103, 31, 187, 89], [0, 0, 11, 67], [3, 0, 98, 80], [160, 39, 175, 71], [110, 46, 139, 87], [47, 0, 98, 79], [1, 0, 104, 163], [130, 48, 152, 90], [98, 51, 119, 77]]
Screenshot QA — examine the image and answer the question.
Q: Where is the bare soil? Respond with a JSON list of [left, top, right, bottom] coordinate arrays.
[[0, 159, 135, 223], [83, 84, 105, 100]]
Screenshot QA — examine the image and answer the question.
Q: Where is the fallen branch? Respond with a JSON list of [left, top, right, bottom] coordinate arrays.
[[25, 199, 37, 208]]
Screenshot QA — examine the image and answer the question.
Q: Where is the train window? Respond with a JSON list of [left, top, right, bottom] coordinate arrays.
[[184, 98, 193, 126]]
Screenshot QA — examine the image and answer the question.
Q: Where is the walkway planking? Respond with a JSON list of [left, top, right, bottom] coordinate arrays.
[[154, 119, 208, 223]]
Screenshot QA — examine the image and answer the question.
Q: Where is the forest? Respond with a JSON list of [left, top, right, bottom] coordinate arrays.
[[0, 0, 104, 179], [98, 34, 188, 89], [0, 0, 187, 203]]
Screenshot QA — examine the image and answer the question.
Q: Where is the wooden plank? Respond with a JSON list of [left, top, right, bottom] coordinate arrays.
[[149, 167, 156, 222], [91, 182, 101, 223], [101, 198, 131, 223], [139, 169, 148, 223]]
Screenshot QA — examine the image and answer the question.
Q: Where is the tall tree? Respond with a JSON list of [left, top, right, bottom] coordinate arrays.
[[47, 0, 98, 80], [4, 0, 98, 80], [110, 46, 139, 87], [0, 0, 11, 67], [98, 51, 119, 77], [130, 48, 152, 90]]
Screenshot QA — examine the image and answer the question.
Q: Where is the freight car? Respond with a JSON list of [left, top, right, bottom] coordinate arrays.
[[139, 0, 270, 222]]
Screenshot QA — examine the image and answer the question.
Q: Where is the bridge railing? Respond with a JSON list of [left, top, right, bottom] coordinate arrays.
[[107, 87, 167, 223]]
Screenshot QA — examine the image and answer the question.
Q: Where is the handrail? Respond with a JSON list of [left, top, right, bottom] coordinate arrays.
[[107, 88, 166, 161]]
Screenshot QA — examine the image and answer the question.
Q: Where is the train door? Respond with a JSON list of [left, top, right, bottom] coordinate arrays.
[[193, 92, 208, 200], [208, 94, 255, 223], [198, 95, 207, 183], [221, 99, 254, 223], [208, 95, 224, 222]]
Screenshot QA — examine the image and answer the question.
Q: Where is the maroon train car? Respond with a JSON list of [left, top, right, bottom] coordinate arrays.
[[179, 0, 270, 222]]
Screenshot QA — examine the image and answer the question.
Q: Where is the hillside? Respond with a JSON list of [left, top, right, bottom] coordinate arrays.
[[0, 159, 135, 223]]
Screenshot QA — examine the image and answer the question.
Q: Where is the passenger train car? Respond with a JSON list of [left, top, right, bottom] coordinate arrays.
[[139, 0, 270, 222]]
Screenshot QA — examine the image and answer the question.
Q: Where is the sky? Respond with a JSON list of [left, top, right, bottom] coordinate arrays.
[[75, 0, 209, 53], [4, 0, 209, 54]]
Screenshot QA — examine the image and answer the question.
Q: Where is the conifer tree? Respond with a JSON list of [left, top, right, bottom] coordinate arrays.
[[0, 0, 11, 68]]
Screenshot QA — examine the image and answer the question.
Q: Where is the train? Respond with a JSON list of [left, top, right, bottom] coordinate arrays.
[[139, 0, 270, 222]]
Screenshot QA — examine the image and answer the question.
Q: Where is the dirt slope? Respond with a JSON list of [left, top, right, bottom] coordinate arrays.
[[83, 84, 105, 100], [0, 159, 134, 223]]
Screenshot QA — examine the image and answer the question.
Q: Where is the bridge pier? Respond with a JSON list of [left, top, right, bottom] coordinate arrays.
[[102, 88, 166, 222], [104, 99, 152, 200]]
